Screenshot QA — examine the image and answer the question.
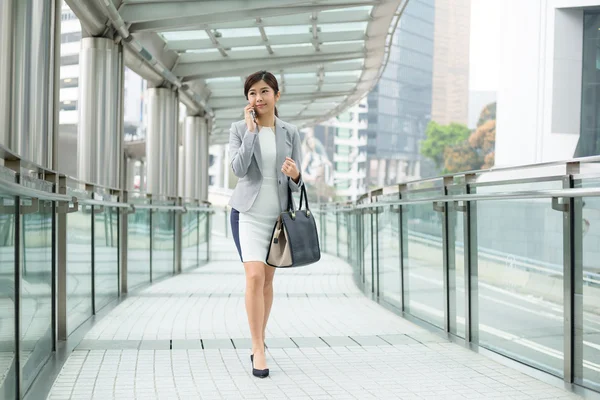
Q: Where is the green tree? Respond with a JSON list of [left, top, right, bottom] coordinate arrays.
[[444, 141, 481, 173], [421, 122, 471, 170]]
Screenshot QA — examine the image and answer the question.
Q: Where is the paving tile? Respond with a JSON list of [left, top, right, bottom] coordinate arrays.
[[77, 340, 140, 350], [171, 340, 203, 350], [231, 338, 253, 349], [378, 334, 420, 345], [139, 340, 170, 350], [289, 337, 329, 348], [349, 335, 389, 346], [264, 337, 297, 349], [202, 339, 234, 349], [319, 336, 360, 347]]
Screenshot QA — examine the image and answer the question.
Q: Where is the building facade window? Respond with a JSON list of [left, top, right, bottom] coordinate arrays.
[[578, 11, 600, 157]]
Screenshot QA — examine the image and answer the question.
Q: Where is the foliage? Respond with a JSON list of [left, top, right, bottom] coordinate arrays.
[[421, 122, 471, 169], [426, 102, 497, 174]]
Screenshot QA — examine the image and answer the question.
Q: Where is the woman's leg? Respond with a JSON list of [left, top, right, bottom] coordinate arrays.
[[244, 261, 267, 369], [262, 264, 276, 340]]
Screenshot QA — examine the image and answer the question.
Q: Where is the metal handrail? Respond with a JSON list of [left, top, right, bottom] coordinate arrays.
[[355, 187, 600, 209], [184, 206, 212, 212], [78, 198, 132, 209], [0, 177, 73, 203], [133, 204, 186, 212]]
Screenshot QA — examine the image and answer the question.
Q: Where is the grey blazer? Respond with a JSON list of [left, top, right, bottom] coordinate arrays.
[[228, 117, 303, 213]]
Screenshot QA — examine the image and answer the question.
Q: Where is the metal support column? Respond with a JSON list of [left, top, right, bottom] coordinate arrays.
[[198, 119, 210, 202], [146, 88, 178, 198], [6, 0, 55, 167], [78, 37, 122, 188]]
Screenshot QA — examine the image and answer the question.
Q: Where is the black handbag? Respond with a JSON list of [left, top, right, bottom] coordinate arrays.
[[266, 181, 321, 268]]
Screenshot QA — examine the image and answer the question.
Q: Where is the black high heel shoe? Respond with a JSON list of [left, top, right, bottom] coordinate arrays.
[[252, 357, 269, 378]]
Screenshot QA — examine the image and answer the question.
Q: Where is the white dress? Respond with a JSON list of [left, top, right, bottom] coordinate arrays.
[[238, 126, 280, 262]]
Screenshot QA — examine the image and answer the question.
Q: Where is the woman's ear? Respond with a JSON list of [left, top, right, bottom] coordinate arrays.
[[276, 91, 281, 102]]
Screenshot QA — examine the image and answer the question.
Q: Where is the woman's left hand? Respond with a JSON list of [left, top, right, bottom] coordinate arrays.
[[282, 157, 300, 182]]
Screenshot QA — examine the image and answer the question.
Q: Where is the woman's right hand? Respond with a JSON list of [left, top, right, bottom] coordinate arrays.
[[244, 104, 257, 132]]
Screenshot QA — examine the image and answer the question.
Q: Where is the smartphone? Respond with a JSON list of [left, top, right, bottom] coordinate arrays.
[[249, 108, 257, 122]]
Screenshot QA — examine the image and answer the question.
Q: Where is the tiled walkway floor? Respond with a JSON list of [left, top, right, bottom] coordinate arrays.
[[47, 236, 582, 400]]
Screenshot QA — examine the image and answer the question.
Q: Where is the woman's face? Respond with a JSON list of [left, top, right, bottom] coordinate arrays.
[[247, 80, 280, 116]]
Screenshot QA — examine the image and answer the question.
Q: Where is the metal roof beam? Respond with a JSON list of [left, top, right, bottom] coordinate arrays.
[[209, 92, 349, 109], [166, 30, 365, 52], [128, 3, 375, 32], [177, 50, 367, 80]]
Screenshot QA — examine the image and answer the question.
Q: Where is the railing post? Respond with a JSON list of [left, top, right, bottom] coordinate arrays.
[[174, 198, 182, 275], [463, 174, 478, 345], [119, 190, 128, 294], [86, 184, 96, 315], [336, 207, 340, 257], [5, 160, 23, 398], [560, 162, 582, 384], [398, 184, 406, 311], [442, 176, 454, 334]]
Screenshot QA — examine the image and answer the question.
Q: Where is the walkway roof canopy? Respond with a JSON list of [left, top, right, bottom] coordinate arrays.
[[66, 0, 407, 143]]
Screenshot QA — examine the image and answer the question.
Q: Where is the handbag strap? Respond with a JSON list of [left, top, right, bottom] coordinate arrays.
[[299, 183, 310, 211], [287, 179, 297, 212]]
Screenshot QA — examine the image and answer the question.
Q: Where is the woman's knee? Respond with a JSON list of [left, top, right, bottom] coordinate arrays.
[[245, 263, 265, 289]]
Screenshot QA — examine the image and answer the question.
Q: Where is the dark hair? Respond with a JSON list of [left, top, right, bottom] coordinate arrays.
[[244, 70, 279, 117]]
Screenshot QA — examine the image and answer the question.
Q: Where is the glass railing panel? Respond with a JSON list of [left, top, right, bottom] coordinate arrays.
[[66, 192, 93, 335], [448, 186, 466, 339], [152, 205, 175, 281], [211, 207, 227, 237], [128, 196, 151, 290], [325, 206, 337, 254], [199, 212, 208, 262], [574, 176, 600, 390], [94, 205, 119, 312], [182, 207, 199, 271], [0, 186, 16, 399], [20, 180, 53, 391], [475, 180, 564, 377], [377, 200, 401, 308], [403, 190, 445, 329], [363, 209, 373, 292], [338, 210, 348, 260]]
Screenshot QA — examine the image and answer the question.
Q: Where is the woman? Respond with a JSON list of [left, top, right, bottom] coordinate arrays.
[[228, 71, 303, 378]]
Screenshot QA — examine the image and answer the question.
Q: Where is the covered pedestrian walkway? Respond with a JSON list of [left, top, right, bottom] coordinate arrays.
[[0, 0, 600, 399]]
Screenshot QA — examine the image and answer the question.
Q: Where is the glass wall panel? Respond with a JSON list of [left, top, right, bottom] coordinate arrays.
[[20, 194, 53, 390], [575, 176, 600, 390], [94, 206, 119, 312], [198, 212, 209, 262], [326, 208, 337, 254], [152, 210, 174, 281], [66, 204, 92, 335], [475, 181, 564, 377], [182, 208, 199, 271], [378, 206, 402, 307], [403, 195, 444, 329], [449, 186, 466, 339], [363, 211, 373, 291], [0, 189, 16, 399], [578, 12, 600, 158], [128, 198, 151, 290], [338, 211, 348, 260], [377, 199, 402, 308]]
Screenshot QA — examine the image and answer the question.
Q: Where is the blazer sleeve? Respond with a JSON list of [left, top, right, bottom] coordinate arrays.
[[288, 127, 304, 192], [229, 123, 258, 178]]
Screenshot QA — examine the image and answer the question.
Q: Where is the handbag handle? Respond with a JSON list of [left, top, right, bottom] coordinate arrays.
[[287, 179, 310, 215]]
